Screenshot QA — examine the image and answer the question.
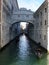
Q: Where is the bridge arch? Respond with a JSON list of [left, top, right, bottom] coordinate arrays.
[[11, 20, 34, 25], [9, 21, 34, 40], [11, 20, 34, 28]]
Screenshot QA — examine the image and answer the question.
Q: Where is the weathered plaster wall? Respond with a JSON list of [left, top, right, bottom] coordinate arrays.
[[33, 1, 48, 50], [0, 0, 19, 48]]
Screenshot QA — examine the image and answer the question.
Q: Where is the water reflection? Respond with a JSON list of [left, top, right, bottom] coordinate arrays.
[[18, 34, 30, 60], [0, 34, 48, 65]]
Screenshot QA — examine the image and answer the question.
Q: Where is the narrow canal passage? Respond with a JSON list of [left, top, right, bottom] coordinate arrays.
[[0, 34, 48, 65]]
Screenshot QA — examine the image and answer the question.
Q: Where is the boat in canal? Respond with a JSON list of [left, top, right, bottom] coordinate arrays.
[[34, 48, 43, 58]]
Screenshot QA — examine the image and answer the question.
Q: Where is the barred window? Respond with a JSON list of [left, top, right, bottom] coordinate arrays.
[[26, 15, 29, 17], [40, 34, 41, 39], [45, 20, 46, 25], [45, 8, 47, 13], [18, 15, 20, 17], [44, 35, 46, 40], [40, 21, 42, 26], [40, 12, 42, 16]]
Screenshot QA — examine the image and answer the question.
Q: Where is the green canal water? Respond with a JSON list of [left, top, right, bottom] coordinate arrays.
[[0, 34, 49, 65]]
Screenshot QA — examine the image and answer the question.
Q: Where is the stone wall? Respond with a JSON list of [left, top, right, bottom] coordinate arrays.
[[0, 24, 1, 48], [47, 0, 49, 52], [28, 23, 34, 40], [34, 1, 48, 50], [0, 0, 19, 48], [0, 0, 1, 48]]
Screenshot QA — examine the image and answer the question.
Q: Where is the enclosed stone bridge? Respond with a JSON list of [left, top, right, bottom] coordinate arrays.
[[9, 11, 35, 41]]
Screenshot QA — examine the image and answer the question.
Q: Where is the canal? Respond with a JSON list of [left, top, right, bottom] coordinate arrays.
[[0, 34, 49, 65]]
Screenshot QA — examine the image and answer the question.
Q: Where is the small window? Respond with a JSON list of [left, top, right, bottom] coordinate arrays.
[[44, 35, 46, 40], [36, 23, 39, 28], [11, 5, 13, 13], [26, 15, 29, 17], [45, 20, 47, 25], [40, 34, 41, 39], [33, 20, 34, 22], [40, 12, 42, 16], [40, 21, 42, 26], [37, 14, 39, 18], [18, 15, 20, 17], [45, 8, 47, 13]]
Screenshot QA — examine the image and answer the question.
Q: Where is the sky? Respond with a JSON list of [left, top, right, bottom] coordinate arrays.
[[18, 0, 45, 12]]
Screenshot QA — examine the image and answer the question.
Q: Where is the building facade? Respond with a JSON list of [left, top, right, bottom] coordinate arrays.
[[33, 0, 49, 52], [0, 0, 19, 48]]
